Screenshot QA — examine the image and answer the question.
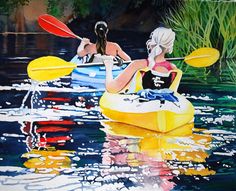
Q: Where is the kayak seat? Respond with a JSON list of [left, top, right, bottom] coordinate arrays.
[[127, 68, 183, 94], [137, 88, 179, 103]]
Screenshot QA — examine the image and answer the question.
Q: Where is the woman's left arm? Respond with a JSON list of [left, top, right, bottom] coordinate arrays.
[[115, 43, 131, 61], [104, 59, 147, 93]]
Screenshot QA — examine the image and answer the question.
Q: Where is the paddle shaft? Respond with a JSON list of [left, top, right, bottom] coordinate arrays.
[[168, 54, 210, 61], [31, 60, 130, 71], [77, 54, 211, 66], [31, 54, 211, 71]]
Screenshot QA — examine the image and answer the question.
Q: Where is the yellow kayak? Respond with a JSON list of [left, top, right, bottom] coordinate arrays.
[[100, 91, 194, 132], [99, 68, 194, 132]]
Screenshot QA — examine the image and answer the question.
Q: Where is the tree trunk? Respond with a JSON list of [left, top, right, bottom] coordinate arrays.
[[15, 5, 25, 32]]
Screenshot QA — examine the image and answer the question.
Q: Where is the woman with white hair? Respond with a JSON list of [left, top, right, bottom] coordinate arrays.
[[104, 27, 181, 93]]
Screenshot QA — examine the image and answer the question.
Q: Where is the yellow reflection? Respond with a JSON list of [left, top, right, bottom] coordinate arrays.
[[180, 168, 215, 176], [101, 121, 215, 176], [22, 148, 75, 174], [20, 120, 76, 174]]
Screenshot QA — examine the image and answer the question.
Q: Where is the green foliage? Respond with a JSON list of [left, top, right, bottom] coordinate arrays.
[[47, 0, 116, 18], [47, 0, 71, 18], [164, 0, 236, 59], [221, 59, 236, 83], [0, 0, 30, 13], [73, 0, 115, 18], [130, 0, 171, 8], [72, 0, 93, 18], [163, 0, 236, 83]]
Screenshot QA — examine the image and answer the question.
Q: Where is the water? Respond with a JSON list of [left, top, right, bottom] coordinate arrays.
[[0, 33, 235, 191]]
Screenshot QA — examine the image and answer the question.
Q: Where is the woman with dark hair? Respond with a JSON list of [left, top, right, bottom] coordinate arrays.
[[77, 21, 131, 62]]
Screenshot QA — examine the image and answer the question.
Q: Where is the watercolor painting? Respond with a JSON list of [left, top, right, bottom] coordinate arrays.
[[0, 0, 235, 190]]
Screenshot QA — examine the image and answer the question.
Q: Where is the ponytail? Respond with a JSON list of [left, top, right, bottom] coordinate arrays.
[[146, 27, 175, 69], [95, 21, 108, 55]]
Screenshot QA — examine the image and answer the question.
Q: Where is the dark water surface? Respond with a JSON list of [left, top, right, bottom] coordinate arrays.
[[0, 33, 235, 191]]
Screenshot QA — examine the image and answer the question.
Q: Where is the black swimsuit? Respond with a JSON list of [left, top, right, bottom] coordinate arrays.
[[142, 71, 172, 90]]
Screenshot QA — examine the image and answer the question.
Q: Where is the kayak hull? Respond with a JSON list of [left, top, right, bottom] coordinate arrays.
[[71, 65, 126, 89], [70, 55, 127, 89], [99, 92, 194, 132]]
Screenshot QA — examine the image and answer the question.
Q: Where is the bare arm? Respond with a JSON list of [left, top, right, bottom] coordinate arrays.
[[115, 43, 131, 61], [77, 38, 92, 57], [104, 59, 147, 93]]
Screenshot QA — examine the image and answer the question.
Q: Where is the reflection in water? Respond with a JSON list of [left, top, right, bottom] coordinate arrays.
[[0, 92, 234, 190], [101, 121, 215, 181], [21, 120, 76, 174], [17, 118, 216, 189], [22, 149, 74, 174], [20, 80, 39, 111], [219, 59, 236, 83]]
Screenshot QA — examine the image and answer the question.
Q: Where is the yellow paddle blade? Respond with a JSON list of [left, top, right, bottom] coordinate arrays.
[[27, 56, 76, 81], [184, 47, 220, 67]]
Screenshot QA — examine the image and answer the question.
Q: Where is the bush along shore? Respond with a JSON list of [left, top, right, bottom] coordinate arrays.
[[164, 0, 236, 84]]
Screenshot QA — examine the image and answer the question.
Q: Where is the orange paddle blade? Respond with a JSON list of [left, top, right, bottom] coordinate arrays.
[[38, 14, 81, 39]]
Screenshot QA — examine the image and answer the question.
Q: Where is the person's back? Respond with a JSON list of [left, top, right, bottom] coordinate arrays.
[[77, 21, 130, 62], [104, 27, 182, 93]]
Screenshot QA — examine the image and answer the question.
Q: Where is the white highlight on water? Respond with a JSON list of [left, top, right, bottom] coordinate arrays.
[[3, 133, 25, 138]]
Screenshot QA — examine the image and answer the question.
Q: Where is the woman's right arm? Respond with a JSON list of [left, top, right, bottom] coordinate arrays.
[[77, 38, 91, 57], [104, 59, 148, 93]]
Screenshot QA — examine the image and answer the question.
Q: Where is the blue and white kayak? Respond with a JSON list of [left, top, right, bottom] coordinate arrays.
[[70, 55, 127, 89]]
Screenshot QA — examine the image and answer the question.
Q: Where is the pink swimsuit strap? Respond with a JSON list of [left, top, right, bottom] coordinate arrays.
[[153, 61, 173, 71], [146, 59, 173, 71]]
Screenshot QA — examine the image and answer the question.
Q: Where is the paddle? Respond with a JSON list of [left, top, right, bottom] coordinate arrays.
[[37, 14, 220, 68], [168, 47, 220, 67], [38, 14, 82, 40], [27, 47, 219, 81], [27, 56, 76, 81]]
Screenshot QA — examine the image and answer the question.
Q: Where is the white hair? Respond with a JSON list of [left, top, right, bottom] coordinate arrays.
[[146, 27, 175, 69]]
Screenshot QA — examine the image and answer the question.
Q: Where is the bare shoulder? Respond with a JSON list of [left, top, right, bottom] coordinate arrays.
[[107, 41, 121, 49]]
